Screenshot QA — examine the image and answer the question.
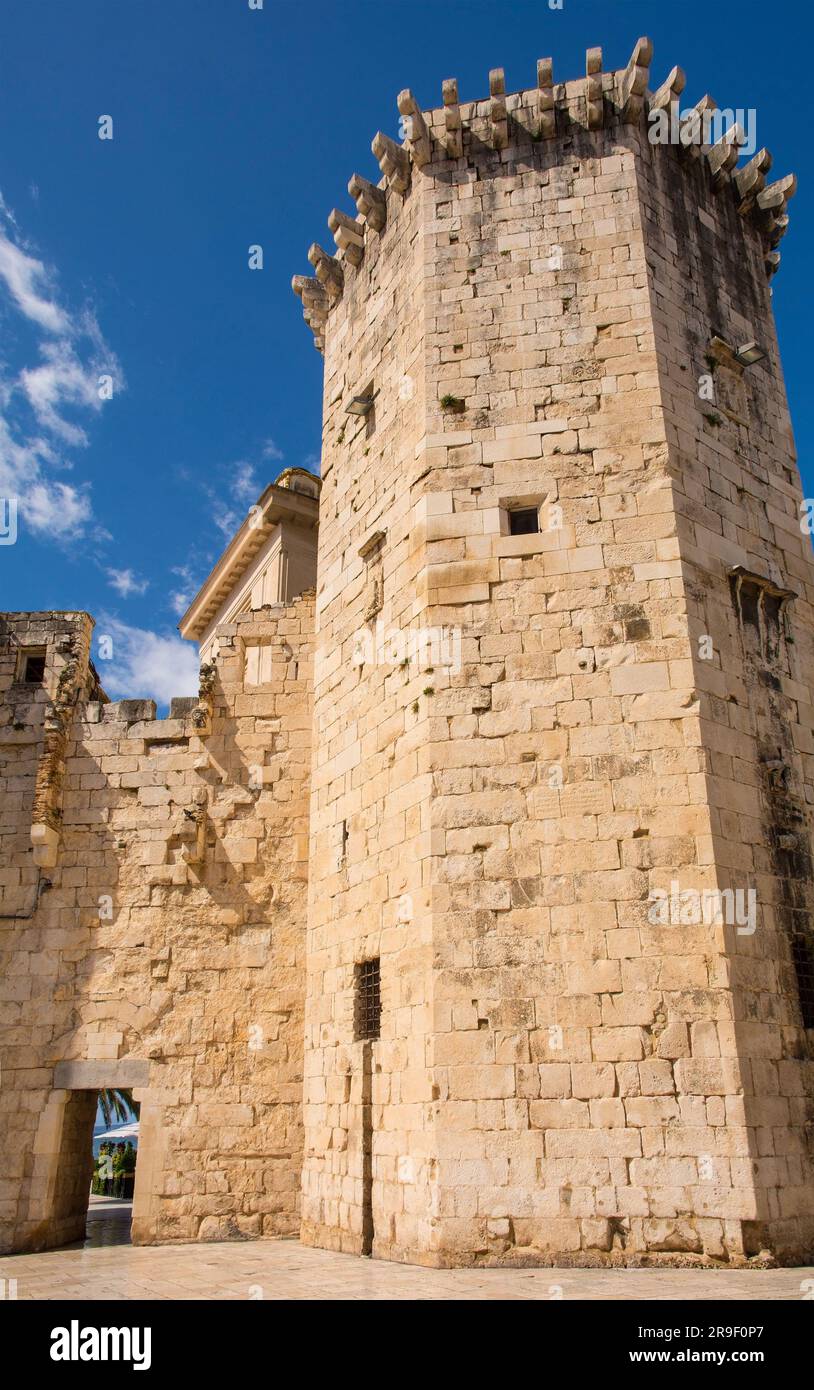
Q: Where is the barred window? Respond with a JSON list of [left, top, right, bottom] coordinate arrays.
[[354, 959, 381, 1041], [791, 931, 814, 1030]]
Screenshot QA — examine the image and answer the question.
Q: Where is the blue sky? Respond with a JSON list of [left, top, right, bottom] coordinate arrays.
[[0, 0, 810, 706]]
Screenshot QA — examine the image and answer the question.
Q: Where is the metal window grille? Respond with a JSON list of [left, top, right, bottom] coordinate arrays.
[[791, 932, 814, 1030], [354, 958, 381, 1040]]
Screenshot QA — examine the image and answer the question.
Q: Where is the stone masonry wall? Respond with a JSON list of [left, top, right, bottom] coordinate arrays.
[[0, 597, 313, 1253], [637, 127, 814, 1257], [300, 150, 438, 1258]]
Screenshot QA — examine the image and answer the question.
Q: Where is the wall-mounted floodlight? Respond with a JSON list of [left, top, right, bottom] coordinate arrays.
[[345, 395, 375, 416], [734, 341, 767, 367]]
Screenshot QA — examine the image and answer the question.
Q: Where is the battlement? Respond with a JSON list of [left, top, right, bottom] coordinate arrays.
[[293, 37, 796, 351]]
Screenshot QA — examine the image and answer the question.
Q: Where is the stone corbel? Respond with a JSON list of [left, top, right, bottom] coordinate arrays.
[[31, 823, 61, 869], [619, 36, 653, 122], [348, 173, 387, 232], [372, 131, 411, 193], [190, 660, 217, 735], [397, 89, 431, 167], [585, 48, 604, 130], [489, 68, 508, 149], [328, 208, 366, 268], [308, 244, 345, 302], [537, 59, 555, 139], [649, 64, 686, 114], [292, 274, 330, 352], [707, 123, 746, 186], [442, 78, 463, 158], [735, 149, 772, 210], [679, 95, 716, 150], [169, 789, 208, 867]]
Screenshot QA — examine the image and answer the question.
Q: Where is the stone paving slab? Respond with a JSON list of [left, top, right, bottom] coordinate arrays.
[[1, 1240, 813, 1300]]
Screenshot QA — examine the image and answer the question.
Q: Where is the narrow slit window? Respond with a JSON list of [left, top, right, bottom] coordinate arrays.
[[509, 507, 539, 536], [791, 932, 814, 1030], [354, 958, 381, 1041]]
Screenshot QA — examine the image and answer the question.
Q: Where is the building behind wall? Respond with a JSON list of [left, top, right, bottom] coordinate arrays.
[[2, 38, 814, 1267]]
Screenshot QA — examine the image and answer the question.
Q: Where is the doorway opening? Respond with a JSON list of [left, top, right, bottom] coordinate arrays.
[[88, 1087, 140, 1247], [51, 1086, 140, 1249]]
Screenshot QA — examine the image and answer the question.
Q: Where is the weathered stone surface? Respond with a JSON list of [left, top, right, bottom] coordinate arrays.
[[1, 46, 811, 1272], [0, 597, 314, 1254]]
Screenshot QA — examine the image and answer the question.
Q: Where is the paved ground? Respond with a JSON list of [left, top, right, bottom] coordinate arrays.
[[2, 1234, 813, 1300], [83, 1195, 134, 1248]]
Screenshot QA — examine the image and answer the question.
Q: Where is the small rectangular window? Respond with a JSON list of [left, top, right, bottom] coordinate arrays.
[[354, 958, 381, 1041], [19, 650, 46, 683], [509, 507, 539, 536]]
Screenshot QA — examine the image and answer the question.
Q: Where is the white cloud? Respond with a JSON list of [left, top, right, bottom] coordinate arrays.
[[212, 502, 239, 537], [230, 460, 258, 505], [169, 563, 199, 616], [0, 413, 92, 539], [107, 567, 149, 598], [97, 618, 200, 707], [170, 589, 192, 615], [0, 226, 68, 333], [26, 478, 93, 537], [20, 334, 107, 444], [0, 196, 119, 542], [203, 440, 289, 542]]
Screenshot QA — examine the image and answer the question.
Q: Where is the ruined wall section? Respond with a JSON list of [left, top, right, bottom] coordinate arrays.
[[636, 123, 814, 1259], [0, 597, 313, 1253]]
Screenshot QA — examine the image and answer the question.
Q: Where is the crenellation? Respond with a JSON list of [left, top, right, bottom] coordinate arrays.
[[679, 94, 717, 150], [735, 148, 773, 208], [707, 123, 747, 185], [397, 89, 431, 168], [348, 172, 387, 232], [619, 35, 654, 122], [585, 47, 604, 131], [307, 243, 344, 302], [650, 64, 686, 113], [292, 274, 329, 351], [371, 130, 411, 193], [328, 208, 366, 268], [442, 77, 463, 157], [488, 68, 508, 149]]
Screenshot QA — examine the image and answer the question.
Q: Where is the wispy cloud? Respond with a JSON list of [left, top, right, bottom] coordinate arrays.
[[0, 222, 68, 332], [106, 567, 149, 598], [96, 617, 200, 707], [204, 441, 287, 539], [0, 194, 120, 541], [230, 460, 258, 506], [168, 563, 199, 616]]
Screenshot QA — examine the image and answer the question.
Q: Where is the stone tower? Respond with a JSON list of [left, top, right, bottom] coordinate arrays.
[[294, 39, 814, 1266]]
